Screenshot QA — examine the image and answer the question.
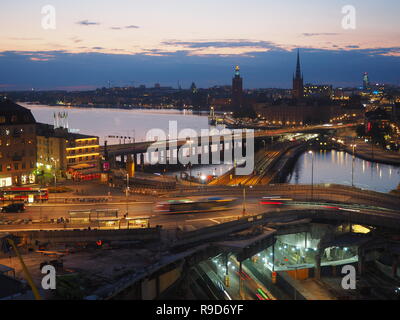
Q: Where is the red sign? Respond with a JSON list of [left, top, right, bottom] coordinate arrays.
[[103, 162, 110, 171]]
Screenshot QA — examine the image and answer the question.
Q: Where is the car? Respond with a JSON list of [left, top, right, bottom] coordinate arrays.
[[1, 203, 26, 213]]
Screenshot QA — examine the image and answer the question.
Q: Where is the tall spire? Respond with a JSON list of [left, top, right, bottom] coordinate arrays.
[[293, 49, 304, 99], [296, 49, 302, 79]]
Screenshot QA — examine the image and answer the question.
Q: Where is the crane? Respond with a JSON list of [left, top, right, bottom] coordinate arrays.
[[1, 235, 42, 300]]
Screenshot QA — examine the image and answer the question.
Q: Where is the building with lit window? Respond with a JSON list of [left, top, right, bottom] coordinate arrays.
[[36, 123, 100, 181], [253, 101, 343, 126], [0, 99, 37, 186], [304, 84, 333, 98]]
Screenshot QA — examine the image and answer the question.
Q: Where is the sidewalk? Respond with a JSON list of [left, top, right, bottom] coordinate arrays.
[[344, 139, 400, 166]]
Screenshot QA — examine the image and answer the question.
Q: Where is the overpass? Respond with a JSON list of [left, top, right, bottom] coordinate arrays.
[[170, 184, 400, 211], [80, 204, 399, 300], [100, 123, 356, 166]]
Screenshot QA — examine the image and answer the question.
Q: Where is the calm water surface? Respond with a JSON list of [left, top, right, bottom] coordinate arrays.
[[286, 150, 400, 193], [22, 104, 211, 144]]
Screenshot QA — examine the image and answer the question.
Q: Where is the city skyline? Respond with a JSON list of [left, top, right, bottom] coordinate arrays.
[[1, 0, 400, 90]]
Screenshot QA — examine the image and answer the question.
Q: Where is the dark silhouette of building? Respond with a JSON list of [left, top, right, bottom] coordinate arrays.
[[292, 50, 304, 99], [232, 65, 243, 109]]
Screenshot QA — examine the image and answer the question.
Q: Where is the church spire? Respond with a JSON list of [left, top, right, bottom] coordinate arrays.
[[296, 49, 302, 79], [293, 49, 304, 99]]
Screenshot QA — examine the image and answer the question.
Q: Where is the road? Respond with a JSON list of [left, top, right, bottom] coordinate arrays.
[[1, 183, 399, 232], [0, 198, 266, 231]]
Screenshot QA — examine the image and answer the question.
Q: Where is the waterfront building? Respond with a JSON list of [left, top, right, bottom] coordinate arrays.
[[0, 99, 37, 186], [36, 123, 100, 181], [253, 101, 342, 126]]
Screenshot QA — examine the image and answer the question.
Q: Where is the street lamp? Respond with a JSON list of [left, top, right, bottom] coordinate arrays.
[[125, 173, 129, 217], [350, 144, 357, 187], [187, 139, 194, 186], [50, 158, 58, 188], [308, 151, 314, 201]]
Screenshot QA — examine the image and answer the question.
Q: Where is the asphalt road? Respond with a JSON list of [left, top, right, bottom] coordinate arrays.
[[1, 184, 398, 232]]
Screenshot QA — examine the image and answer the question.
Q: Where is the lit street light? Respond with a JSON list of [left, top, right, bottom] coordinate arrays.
[[50, 157, 58, 188], [125, 173, 129, 217]]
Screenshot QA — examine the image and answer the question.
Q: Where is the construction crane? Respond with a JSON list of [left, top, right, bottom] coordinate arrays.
[[1, 235, 42, 300]]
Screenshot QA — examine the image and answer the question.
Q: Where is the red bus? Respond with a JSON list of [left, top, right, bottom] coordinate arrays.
[[0, 187, 49, 202]]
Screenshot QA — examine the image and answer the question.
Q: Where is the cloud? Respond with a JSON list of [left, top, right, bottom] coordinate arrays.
[[0, 47, 399, 90], [70, 37, 83, 43], [76, 20, 100, 26], [125, 25, 140, 29], [302, 33, 340, 37], [8, 37, 42, 41], [162, 39, 283, 50], [111, 25, 140, 30]]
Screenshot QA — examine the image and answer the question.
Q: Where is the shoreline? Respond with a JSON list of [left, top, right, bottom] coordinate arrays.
[[20, 102, 213, 114]]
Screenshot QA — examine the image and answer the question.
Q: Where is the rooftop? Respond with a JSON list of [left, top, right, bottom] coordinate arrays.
[[0, 99, 36, 125], [36, 122, 98, 140]]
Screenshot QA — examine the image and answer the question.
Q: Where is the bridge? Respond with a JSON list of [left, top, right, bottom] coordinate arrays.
[[100, 123, 356, 168]]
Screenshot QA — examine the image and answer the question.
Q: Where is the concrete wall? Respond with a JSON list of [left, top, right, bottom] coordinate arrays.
[[15, 227, 161, 246]]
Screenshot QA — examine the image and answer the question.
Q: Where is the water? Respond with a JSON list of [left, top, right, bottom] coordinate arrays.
[[286, 149, 400, 193], [22, 104, 211, 144], [23, 104, 234, 177]]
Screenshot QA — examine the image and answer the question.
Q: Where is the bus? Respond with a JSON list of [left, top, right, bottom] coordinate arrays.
[[155, 197, 238, 214], [0, 187, 49, 203]]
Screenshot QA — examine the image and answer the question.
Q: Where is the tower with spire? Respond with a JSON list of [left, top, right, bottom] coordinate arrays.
[[232, 65, 243, 109], [292, 49, 304, 99]]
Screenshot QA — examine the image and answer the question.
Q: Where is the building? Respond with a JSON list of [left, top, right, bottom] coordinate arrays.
[[304, 84, 333, 98], [36, 123, 100, 181], [232, 66, 243, 109], [292, 50, 304, 99], [363, 72, 370, 90], [254, 101, 342, 126], [0, 99, 37, 187]]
